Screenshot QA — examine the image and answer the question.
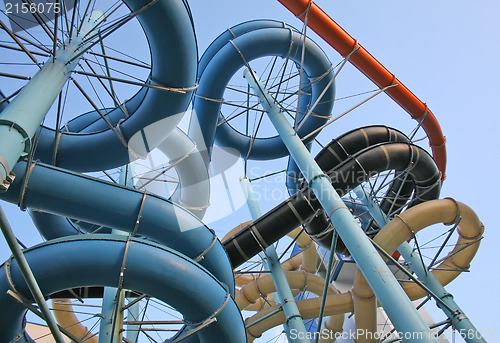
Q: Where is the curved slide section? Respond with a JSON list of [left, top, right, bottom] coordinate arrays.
[[0, 235, 245, 342], [28, 127, 210, 243], [0, 161, 234, 295], [191, 25, 334, 161], [194, 20, 313, 165], [286, 125, 410, 195], [157, 127, 210, 219], [33, 0, 198, 172], [287, 125, 414, 251], [304, 125, 414, 252], [224, 141, 441, 267], [197, 20, 296, 80]]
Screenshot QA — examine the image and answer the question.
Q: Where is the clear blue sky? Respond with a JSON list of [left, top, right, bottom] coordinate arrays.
[[1, 0, 499, 341]]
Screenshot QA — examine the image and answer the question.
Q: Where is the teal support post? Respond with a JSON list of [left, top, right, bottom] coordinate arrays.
[[353, 187, 486, 343], [244, 68, 437, 343], [120, 165, 140, 343], [240, 176, 309, 343], [0, 10, 105, 342], [99, 287, 124, 343], [0, 205, 66, 343], [0, 10, 105, 189], [99, 165, 135, 343]]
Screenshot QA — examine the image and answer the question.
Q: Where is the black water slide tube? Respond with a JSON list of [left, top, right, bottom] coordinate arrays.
[[224, 126, 441, 268]]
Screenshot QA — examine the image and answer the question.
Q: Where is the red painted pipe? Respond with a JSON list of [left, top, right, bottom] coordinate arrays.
[[278, 0, 447, 180]]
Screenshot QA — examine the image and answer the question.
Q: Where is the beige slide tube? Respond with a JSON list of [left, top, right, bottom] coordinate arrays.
[[352, 199, 483, 342], [240, 271, 344, 342], [52, 299, 98, 343], [245, 199, 483, 341]]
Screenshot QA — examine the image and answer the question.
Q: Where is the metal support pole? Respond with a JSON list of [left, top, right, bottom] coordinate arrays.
[[120, 164, 140, 343], [0, 11, 104, 343], [100, 165, 134, 343], [0, 10, 105, 187], [99, 287, 124, 343], [0, 205, 66, 343], [313, 231, 338, 343], [354, 187, 486, 343], [240, 176, 309, 343], [244, 68, 437, 343]]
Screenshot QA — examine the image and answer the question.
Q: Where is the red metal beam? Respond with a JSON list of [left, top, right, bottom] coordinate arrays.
[[279, 0, 447, 180]]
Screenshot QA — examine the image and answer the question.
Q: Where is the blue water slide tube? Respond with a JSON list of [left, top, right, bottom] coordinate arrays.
[[0, 235, 245, 342], [31, 0, 198, 172], [196, 19, 312, 123], [61, 88, 146, 134], [28, 210, 88, 240], [28, 126, 210, 241], [190, 24, 335, 161], [197, 20, 294, 81], [0, 161, 234, 295], [28, 123, 211, 240]]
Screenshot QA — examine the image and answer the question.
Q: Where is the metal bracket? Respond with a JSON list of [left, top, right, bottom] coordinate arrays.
[[17, 161, 37, 210], [249, 224, 269, 251], [131, 192, 147, 236], [175, 293, 231, 342], [233, 238, 250, 262], [171, 317, 217, 343]]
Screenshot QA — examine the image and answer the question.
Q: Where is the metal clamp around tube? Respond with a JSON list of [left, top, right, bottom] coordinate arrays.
[[193, 234, 218, 263], [233, 237, 250, 262], [3, 260, 19, 294]]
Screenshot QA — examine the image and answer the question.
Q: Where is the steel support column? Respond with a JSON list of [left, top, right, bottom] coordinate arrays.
[[244, 67, 437, 343], [240, 176, 309, 343], [99, 165, 134, 343], [121, 165, 140, 343], [0, 205, 66, 343], [0, 10, 105, 187]]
